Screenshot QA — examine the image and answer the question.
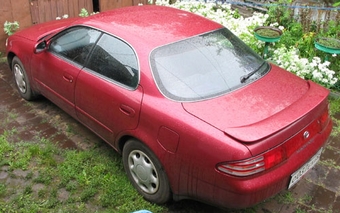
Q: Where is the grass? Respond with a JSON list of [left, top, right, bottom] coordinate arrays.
[[0, 130, 166, 213], [329, 96, 340, 137], [0, 53, 6, 63]]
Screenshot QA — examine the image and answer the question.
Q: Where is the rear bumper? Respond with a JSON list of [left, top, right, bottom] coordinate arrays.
[[210, 119, 332, 209]]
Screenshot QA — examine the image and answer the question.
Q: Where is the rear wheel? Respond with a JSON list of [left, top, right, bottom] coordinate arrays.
[[123, 139, 171, 204], [12, 56, 36, 100]]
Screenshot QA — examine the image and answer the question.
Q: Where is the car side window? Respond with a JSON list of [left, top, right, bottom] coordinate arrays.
[[85, 34, 139, 88], [49, 27, 101, 66]]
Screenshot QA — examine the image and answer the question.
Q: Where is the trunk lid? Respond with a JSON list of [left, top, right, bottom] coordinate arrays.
[[182, 65, 329, 143]]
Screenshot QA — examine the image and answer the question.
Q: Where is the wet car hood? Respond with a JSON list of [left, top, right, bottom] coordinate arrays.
[[182, 64, 329, 142]]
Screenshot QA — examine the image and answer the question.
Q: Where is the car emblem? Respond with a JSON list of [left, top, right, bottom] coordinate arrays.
[[303, 131, 310, 139]]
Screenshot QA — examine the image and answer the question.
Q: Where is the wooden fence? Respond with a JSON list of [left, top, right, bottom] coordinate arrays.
[[30, 0, 94, 25], [0, 0, 148, 53]]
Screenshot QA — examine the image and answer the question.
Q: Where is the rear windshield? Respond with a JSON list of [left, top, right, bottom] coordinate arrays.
[[150, 28, 269, 102]]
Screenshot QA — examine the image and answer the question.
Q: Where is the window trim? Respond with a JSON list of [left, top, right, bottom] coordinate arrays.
[[47, 25, 141, 90]]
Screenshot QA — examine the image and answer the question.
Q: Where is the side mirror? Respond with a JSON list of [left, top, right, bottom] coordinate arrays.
[[34, 41, 47, 54]]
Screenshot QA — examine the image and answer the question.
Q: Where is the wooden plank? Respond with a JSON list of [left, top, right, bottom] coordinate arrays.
[[243, 0, 268, 12], [11, 0, 32, 27], [71, 0, 80, 17], [50, 0, 58, 20], [30, 0, 40, 24], [99, 0, 134, 12], [66, 0, 75, 17], [0, 0, 11, 12]]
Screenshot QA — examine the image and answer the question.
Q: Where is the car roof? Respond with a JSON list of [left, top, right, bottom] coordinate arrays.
[[77, 5, 222, 49]]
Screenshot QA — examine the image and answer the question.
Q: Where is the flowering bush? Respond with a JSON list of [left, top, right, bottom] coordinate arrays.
[[271, 46, 338, 88], [3, 21, 19, 36], [156, 0, 339, 89]]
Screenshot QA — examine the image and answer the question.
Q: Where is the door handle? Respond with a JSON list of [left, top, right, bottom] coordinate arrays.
[[119, 104, 135, 117], [63, 73, 74, 83]]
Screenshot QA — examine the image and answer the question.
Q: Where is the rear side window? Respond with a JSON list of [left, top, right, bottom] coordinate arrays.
[[85, 34, 139, 89], [49, 27, 101, 65]]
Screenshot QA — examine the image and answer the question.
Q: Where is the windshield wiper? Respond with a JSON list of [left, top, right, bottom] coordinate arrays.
[[240, 61, 266, 83]]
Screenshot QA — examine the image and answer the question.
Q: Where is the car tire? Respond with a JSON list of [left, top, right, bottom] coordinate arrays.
[[123, 139, 171, 204], [12, 56, 36, 101]]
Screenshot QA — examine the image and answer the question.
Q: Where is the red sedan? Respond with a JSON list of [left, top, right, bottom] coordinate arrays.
[[6, 5, 332, 209]]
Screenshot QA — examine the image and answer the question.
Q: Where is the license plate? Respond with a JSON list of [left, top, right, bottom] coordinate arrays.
[[288, 148, 323, 189]]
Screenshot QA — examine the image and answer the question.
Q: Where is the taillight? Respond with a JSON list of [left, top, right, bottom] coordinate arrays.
[[318, 104, 330, 131], [217, 146, 286, 177], [217, 105, 330, 177], [217, 156, 265, 176]]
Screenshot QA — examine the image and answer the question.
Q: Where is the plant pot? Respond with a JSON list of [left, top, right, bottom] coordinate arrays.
[[314, 37, 340, 54], [254, 26, 282, 43]]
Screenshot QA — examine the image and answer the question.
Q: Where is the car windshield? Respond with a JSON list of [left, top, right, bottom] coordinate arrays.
[[150, 28, 270, 101]]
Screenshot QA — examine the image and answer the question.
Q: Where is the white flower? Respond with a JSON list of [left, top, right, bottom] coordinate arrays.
[[159, 0, 338, 88]]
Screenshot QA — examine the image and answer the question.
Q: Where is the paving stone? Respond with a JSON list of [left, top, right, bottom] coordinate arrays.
[[304, 164, 329, 185], [328, 136, 340, 151], [16, 112, 38, 125], [323, 168, 340, 193], [8, 100, 29, 111], [296, 205, 315, 212], [57, 188, 70, 202], [16, 130, 35, 142], [0, 88, 13, 99], [40, 126, 59, 139], [309, 185, 336, 211], [52, 133, 78, 149], [321, 147, 340, 162], [291, 179, 318, 203], [0, 171, 9, 180], [333, 196, 340, 213], [0, 93, 21, 106], [31, 122, 54, 133], [12, 169, 30, 178], [260, 197, 282, 213]]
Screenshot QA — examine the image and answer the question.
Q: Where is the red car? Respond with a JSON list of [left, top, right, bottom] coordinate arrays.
[[6, 5, 332, 209]]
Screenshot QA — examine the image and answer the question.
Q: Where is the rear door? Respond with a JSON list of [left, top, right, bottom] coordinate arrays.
[[75, 33, 143, 144], [31, 27, 101, 117]]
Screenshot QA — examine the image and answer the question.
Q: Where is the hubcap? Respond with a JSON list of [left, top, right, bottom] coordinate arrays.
[[128, 150, 159, 194], [14, 64, 27, 94]]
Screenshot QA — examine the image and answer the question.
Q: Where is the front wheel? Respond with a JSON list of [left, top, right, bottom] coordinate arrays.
[[123, 139, 171, 204], [12, 56, 36, 100]]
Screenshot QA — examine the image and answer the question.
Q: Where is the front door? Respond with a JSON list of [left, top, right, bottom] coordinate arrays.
[[75, 33, 142, 144], [31, 27, 101, 118]]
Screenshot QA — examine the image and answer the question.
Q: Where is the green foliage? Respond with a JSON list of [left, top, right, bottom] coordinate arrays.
[[0, 183, 6, 196], [265, 0, 294, 27], [3, 21, 19, 36], [296, 32, 317, 59], [0, 52, 6, 63], [277, 191, 294, 204], [0, 131, 165, 212], [78, 8, 99, 17], [79, 8, 89, 17], [329, 97, 340, 137], [264, 2, 340, 89]]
